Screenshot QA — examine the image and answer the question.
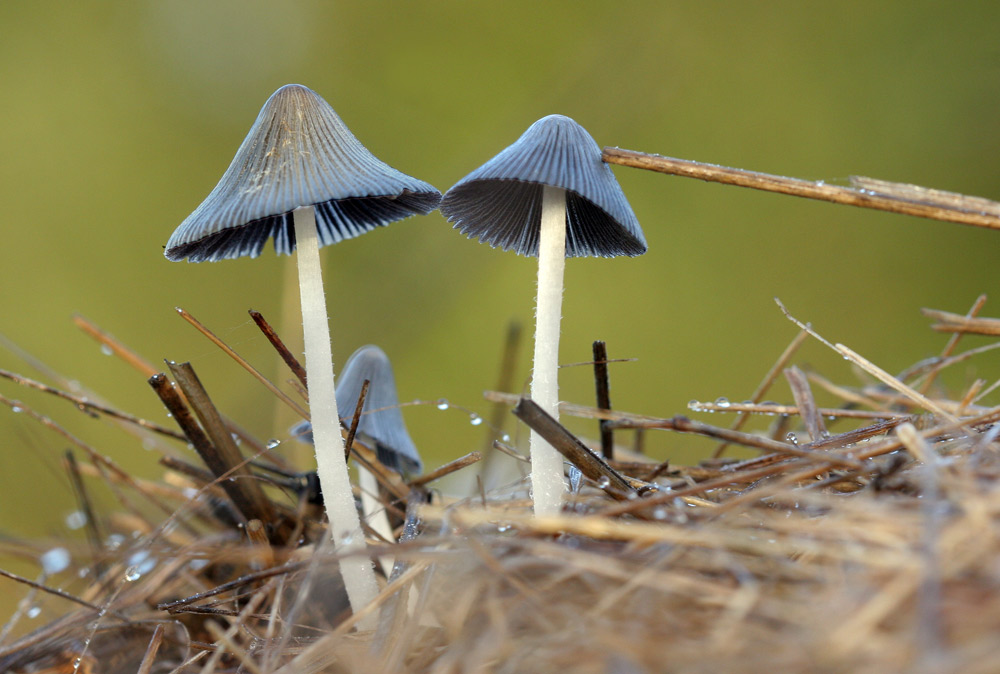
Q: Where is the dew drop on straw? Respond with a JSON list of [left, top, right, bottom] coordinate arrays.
[[40, 547, 71, 574], [124, 566, 141, 582], [10, 405, 21, 413], [469, 414, 483, 426], [436, 399, 450, 410], [64, 510, 87, 530], [266, 439, 281, 450], [501, 433, 511, 443], [100, 344, 113, 356], [597, 476, 611, 488], [715, 397, 731, 408], [26, 606, 40, 619], [786, 432, 799, 445]]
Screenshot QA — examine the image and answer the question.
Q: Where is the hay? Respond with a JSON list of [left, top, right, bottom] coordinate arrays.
[[2, 300, 1000, 674]]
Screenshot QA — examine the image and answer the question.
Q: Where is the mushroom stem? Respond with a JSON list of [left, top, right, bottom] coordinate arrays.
[[292, 205, 379, 628], [529, 185, 568, 516]]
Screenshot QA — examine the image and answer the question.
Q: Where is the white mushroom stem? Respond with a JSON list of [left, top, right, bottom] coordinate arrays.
[[529, 185, 568, 517], [293, 206, 379, 629]]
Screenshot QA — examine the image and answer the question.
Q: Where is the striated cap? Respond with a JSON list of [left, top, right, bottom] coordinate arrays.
[[440, 114, 645, 258], [166, 84, 441, 262], [292, 345, 422, 475]]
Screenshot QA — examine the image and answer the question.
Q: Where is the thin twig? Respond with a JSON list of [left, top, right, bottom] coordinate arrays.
[[512, 398, 640, 498], [713, 328, 809, 458], [918, 295, 988, 394], [592, 340, 614, 459], [409, 451, 483, 487], [177, 308, 309, 420], [249, 309, 308, 389], [602, 147, 1000, 230]]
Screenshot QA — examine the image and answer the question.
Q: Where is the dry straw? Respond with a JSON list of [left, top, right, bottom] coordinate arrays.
[[3, 147, 1000, 672]]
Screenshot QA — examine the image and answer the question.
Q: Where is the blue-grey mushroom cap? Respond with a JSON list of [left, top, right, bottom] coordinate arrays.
[[440, 114, 646, 258], [292, 345, 422, 476], [166, 84, 441, 262]]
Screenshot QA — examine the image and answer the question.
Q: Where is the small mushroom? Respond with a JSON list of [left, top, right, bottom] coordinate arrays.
[[332, 345, 422, 477], [440, 114, 645, 516], [293, 344, 420, 555], [165, 84, 440, 624]]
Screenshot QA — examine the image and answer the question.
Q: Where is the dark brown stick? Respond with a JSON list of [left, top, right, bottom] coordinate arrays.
[[602, 147, 1000, 230], [343, 379, 369, 461], [154, 365, 275, 531], [592, 341, 613, 459], [512, 398, 636, 499], [250, 309, 308, 389]]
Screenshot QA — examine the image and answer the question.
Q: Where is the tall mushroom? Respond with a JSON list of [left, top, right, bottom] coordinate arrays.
[[440, 114, 645, 517], [165, 84, 440, 625]]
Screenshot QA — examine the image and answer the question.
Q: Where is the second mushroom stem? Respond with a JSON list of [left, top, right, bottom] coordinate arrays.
[[529, 185, 568, 517], [293, 206, 379, 628]]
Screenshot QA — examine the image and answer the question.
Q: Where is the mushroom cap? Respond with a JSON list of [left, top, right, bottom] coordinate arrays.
[[292, 345, 422, 476], [440, 114, 646, 258], [166, 84, 441, 262]]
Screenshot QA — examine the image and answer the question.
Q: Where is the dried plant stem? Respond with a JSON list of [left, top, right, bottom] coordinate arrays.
[[602, 147, 1000, 229], [592, 340, 614, 458], [293, 205, 378, 629], [176, 307, 309, 420], [529, 185, 569, 517], [713, 328, 809, 457]]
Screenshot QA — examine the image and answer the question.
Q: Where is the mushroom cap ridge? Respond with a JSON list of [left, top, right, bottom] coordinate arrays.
[[440, 114, 646, 258], [166, 84, 441, 262]]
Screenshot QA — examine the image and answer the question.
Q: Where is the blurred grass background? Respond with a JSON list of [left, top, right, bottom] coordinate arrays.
[[0, 0, 998, 601]]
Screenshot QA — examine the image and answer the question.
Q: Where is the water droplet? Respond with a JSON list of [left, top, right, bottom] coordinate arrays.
[[785, 432, 799, 445], [715, 397, 731, 408], [687, 400, 701, 409], [40, 547, 71, 574], [124, 566, 141, 582], [266, 439, 281, 450], [105, 534, 125, 551], [64, 510, 87, 530], [596, 476, 611, 488], [100, 344, 113, 356], [501, 433, 511, 443], [652, 507, 668, 520], [568, 466, 583, 494], [436, 399, 450, 410], [497, 523, 512, 533], [469, 414, 483, 426], [10, 405, 22, 413], [26, 606, 41, 619]]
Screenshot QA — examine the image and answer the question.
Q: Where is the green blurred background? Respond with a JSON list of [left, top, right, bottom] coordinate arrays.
[[1, 0, 999, 612]]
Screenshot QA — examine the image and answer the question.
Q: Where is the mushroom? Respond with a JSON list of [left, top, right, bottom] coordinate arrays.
[[165, 84, 440, 624], [440, 114, 645, 516], [293, 344, 420, 563]]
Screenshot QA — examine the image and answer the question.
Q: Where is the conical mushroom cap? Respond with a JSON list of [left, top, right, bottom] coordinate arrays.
[[440, 114, 646, 258], [166, 84, 441, 262], [291, 345, 422, 475]]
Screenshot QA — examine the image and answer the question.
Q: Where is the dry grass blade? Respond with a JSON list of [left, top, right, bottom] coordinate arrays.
[[922, 306, 1000, 336], [178, 307, 309, 420], [603, 147, 1000, 229], [512, 397, 637, 497]]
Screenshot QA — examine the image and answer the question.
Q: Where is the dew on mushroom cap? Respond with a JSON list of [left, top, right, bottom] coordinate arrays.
[[440, 114, 645, 517]]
